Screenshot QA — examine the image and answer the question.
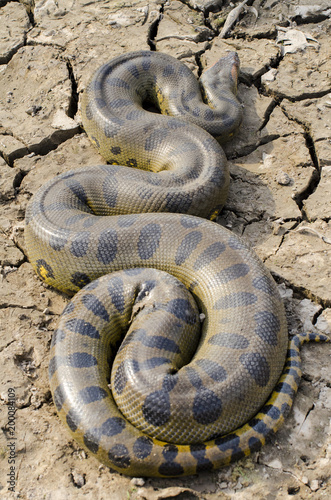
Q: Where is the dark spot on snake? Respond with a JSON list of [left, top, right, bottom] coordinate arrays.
[[142, 390, 171, 427], [178, 64, 191, 77], [193, 388, 222, 424], [48, 356, 60, 379], [180, 215, 203, 228], [215, 433, 240, 452], [141, 335, 180, 353], [165, 191, 193, 213], [107, 77, 130, 89], [108, 444, 131, 469], [208, 333, 249, 349], [287, 348, 300, 358], [126, 109, 142, 121], [103, 177, 118, 208], [281, 402, 291, 417], [97, 228, 118, 264], [138, 223, 161, 260], [70, 231, 90, 258], [127, 63, 140, 79], [227, 236, 247, 251], [252, 276, 276, 295], [159, 444, 184, 476], [95, 98, 106, 108], [185, 367, 202, 389], [193, 241, 226, 271], [162, 444, 179, 460], [70, 272, 91, 289], [81, 293, 110, 321], [209, 167, 226, 186], [133, 436, 153, 460], [240, 352, 270, 387], [108, 275, 125, 314], [91, 135, 100, 148], [79, 385, 108, 404], [50, 328, 66, 348], [117, 215, 139, 227], [145, 129, 169, 151], [113, 362, 128, 395], [146, 175, 162, 186], [159, 461, 184, 477], [216, 263, 250, 283], [249, 418, 269, 436], [66, 179, 88, 205], [124, 268, 143, 275], [204, 108, 214, 121], [84, 102, 93, 120], [141, 54, 151, 71], [65, 214, 89, 226], [143, 357, 170, 370], [183, 90, 197, 102], [275, 381, 295, 397], [189, 280, 198, 292], [137, 185, 154, 200], [109, 98, 132, 109], [190, 444, 213, 473], [248, 436, 263, 453], [111, 146, 121, 155], [162, 372, 179, 392], [83, 217, 97, 228], [285, 358, 300, 368], [68, 352, 97, 368], [196, 359, 227, 382], [84, 429, 100, 454], [214, 292, 257, 309], [192, 106, 200, 117], [169, 141, 197, 155], [66, 408, 81, 433], [166, 119, 186, 130], [83, 280, 99, 291], [36, 259, 55, 280], [201, 136, 218, 153], [103, 115, 123, 137], [166, 298, 197, 325], [162, 64, 175, 77], [101, 417, 126, 437], [293, 335, 302, 347], [255, 311, 280, 346], [175, 231, 202, 266], [65, 318, 100, 339], [49, 233, 68, 251], [53, 383, 66, 411], [284, 367, 301, 385], [126, 158, 138, 168], [259, 404, 281, 420]]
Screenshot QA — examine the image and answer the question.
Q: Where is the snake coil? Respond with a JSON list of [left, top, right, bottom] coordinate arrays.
[[24, 51, 328, 477]]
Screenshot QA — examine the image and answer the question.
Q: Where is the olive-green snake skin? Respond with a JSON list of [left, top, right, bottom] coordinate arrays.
[[24, 51, 329, 477]]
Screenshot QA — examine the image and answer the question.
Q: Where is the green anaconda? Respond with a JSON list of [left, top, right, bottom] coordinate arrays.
[[24, 51, 329, 477]]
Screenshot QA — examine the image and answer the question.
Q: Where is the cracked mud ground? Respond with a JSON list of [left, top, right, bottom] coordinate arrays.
[[0, 1, 330, 499]]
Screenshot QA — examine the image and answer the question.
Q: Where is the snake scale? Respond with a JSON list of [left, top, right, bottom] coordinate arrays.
[[25, 51, 328, 477]]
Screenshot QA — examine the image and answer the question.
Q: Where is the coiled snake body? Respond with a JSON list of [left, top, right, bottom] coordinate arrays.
[[25, 51, 327, 477]]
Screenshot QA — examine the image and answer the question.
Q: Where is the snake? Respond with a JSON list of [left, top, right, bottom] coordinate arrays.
[[24, 51, 329, 477]]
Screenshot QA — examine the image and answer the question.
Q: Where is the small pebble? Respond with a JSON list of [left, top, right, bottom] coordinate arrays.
[[218, 481, 228, 489], [71, 470, 85, 488], [276, 171, 291, 186], [310, 479, 319, 491], [130, 477, 145, 487]]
